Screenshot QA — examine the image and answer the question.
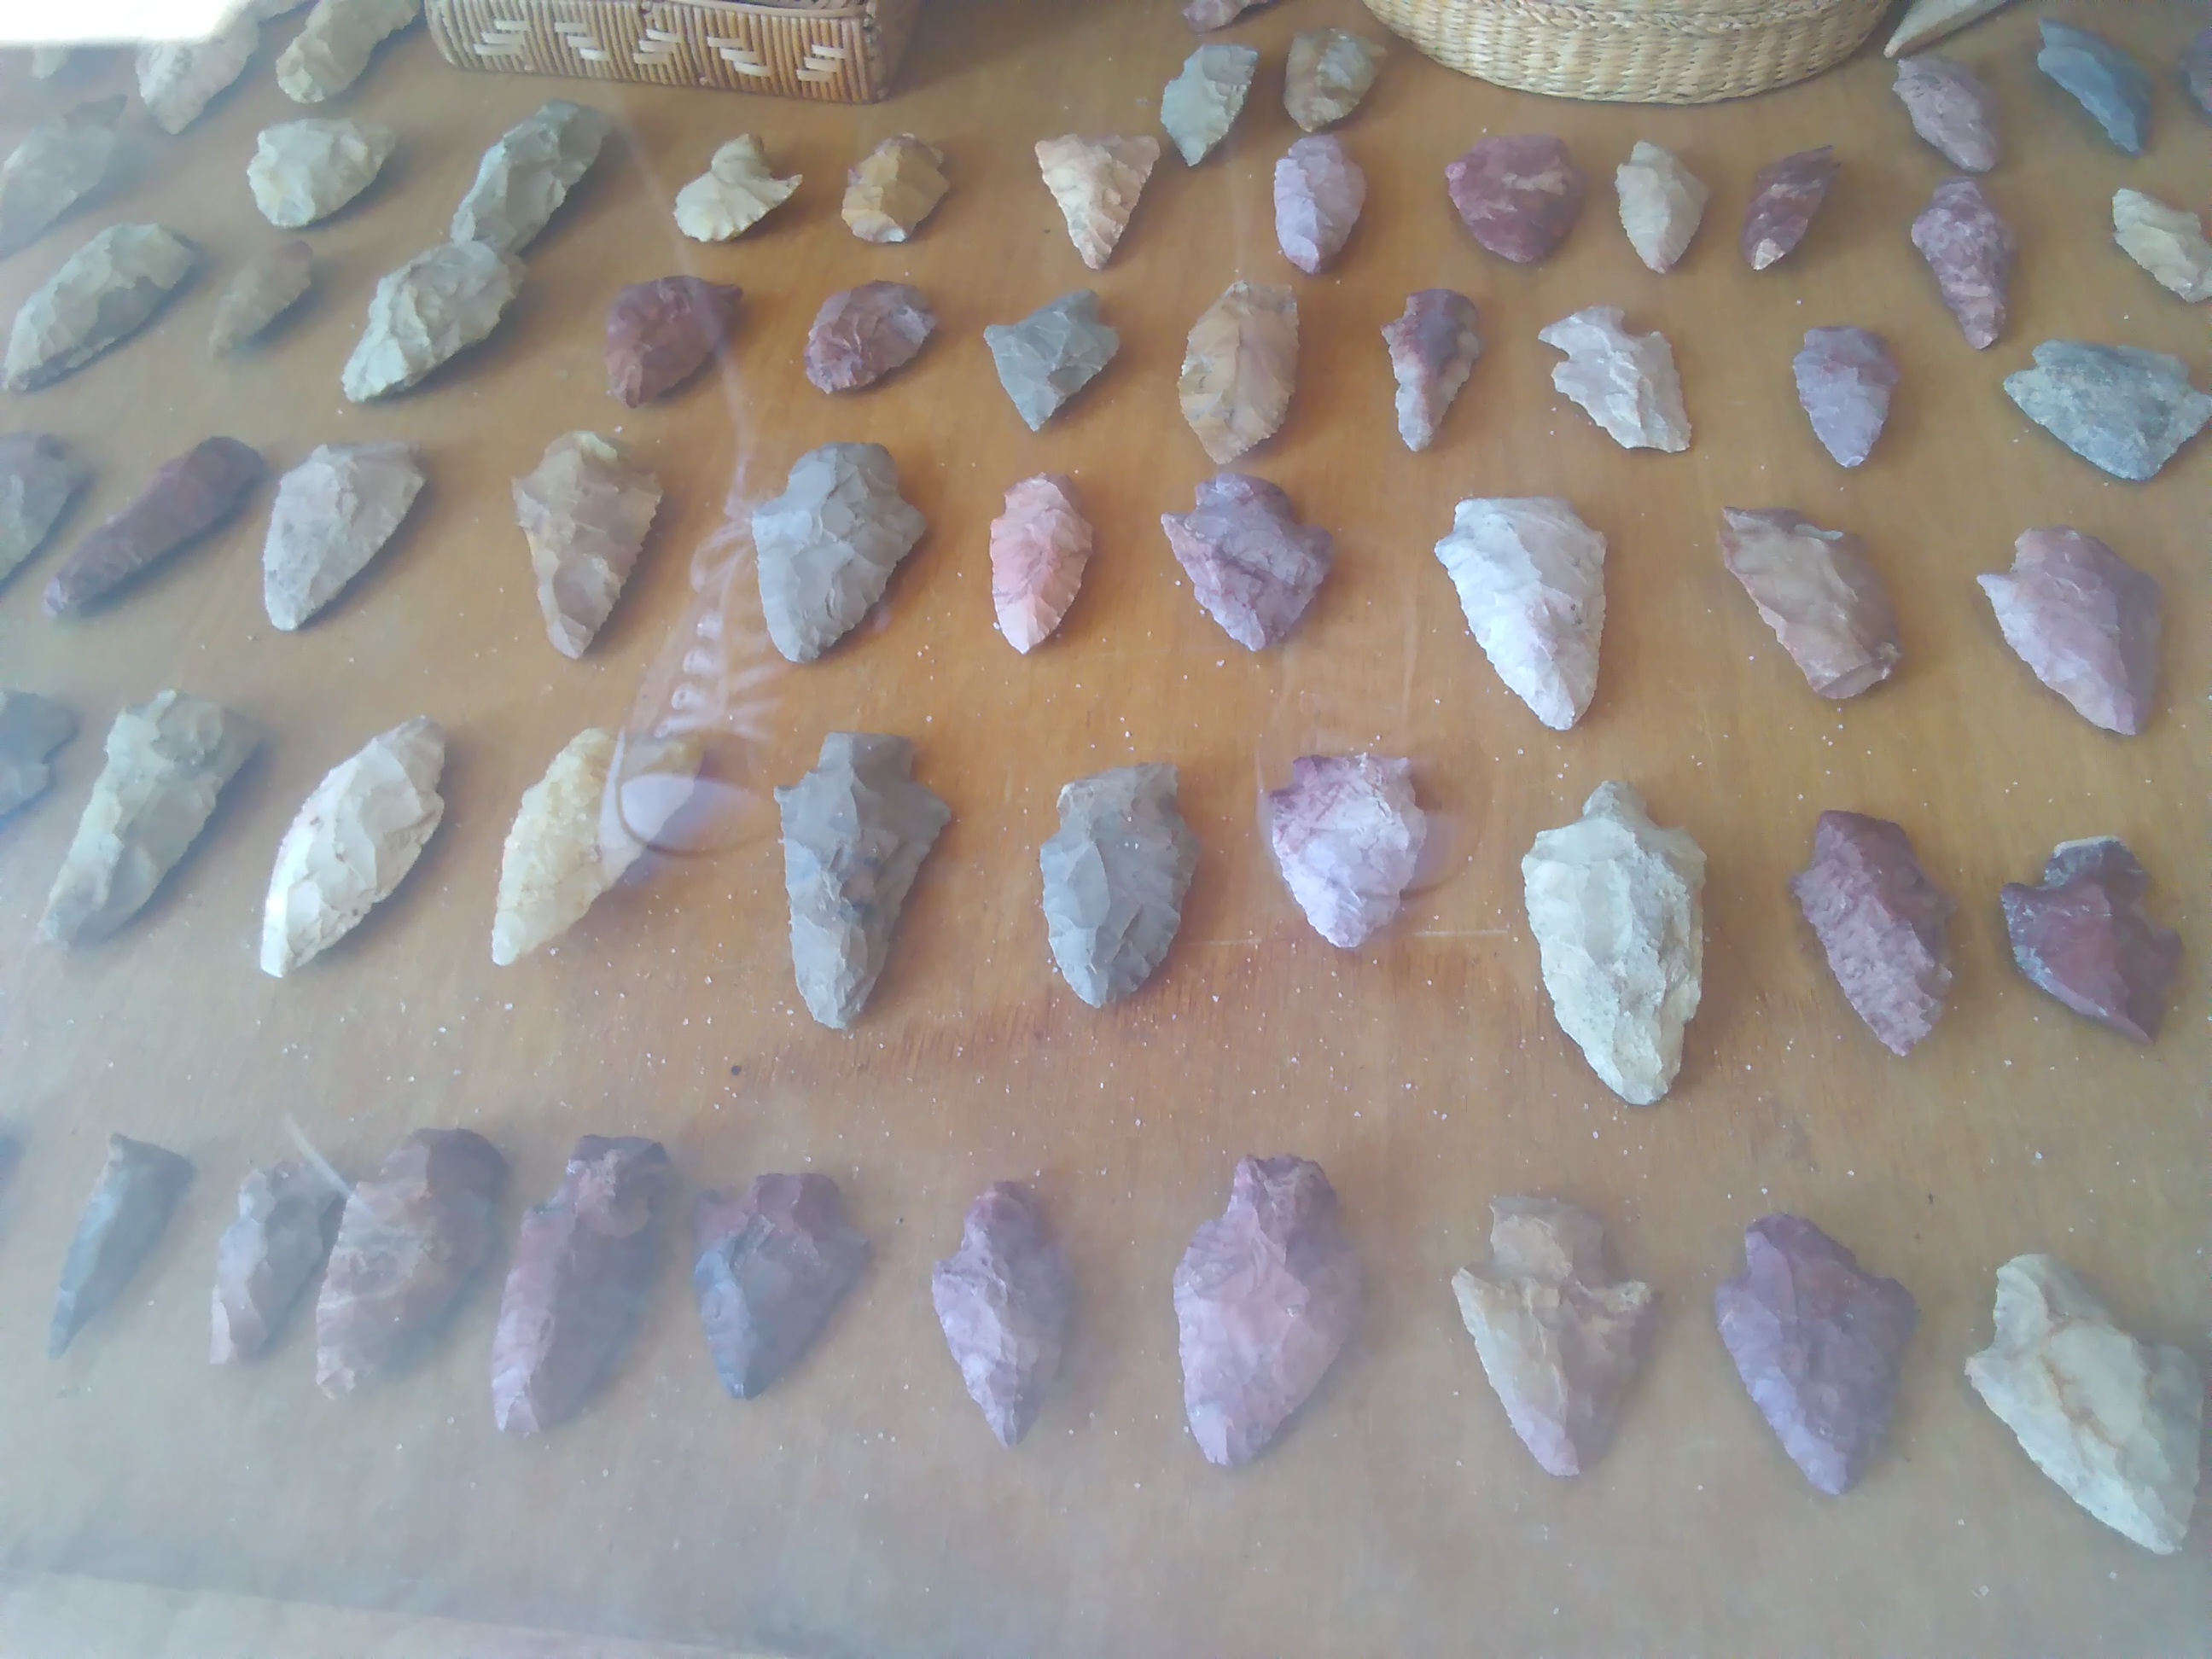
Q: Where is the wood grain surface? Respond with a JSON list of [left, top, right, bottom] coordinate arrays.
[[0, 3, 2204, 1655]]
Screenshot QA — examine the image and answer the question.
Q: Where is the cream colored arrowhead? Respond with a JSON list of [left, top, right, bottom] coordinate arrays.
[[675, 136, 800, 242], [514, 432, 661, 659], [248, 119, 397, 229], [1178, 282, 1297, 465], [136, 17, 259, 134], [276, 0, 420, 103], [841, 135, 947, 244], [261, 717, 445, 977], [3, 224, 195, 393], [1035, 135, 1160, 271], [1885, 0, 2016, 57]]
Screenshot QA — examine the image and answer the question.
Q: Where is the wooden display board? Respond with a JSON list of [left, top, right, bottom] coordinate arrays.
[[0, 2, 2203, 1653]]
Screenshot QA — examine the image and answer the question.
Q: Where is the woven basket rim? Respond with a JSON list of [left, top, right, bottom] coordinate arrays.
[[1418, 0, 1869, 26]]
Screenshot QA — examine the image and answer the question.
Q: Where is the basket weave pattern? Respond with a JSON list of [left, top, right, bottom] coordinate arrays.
[[1360, 0, 1888, 103], [425, 0, 921, 102]]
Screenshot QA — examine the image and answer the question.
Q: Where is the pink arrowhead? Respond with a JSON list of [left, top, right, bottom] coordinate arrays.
[[989, 474, 1092, 654]]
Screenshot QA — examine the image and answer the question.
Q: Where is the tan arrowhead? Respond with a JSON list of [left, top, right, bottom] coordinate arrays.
[[1035, 135, 1160, 271], [1885, 0, 2017, 56], [1178, 282, 1297, 465]]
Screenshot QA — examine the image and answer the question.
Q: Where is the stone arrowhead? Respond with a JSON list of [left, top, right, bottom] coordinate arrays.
[[515, 432, 660, 659], [1741, 146, 1837, 271], [2001, 837, 2180, 1043], [0, 433, 87, 585], [136, 16, 258, 135], [262, 440, 425, 629], [2186, 26, 2212, 119], [1715, 1215, 1918, 1495], [40, 691, 256, 946], [2038, 20, 2151, 154], [1161, 44, 1258, 166], [0, 107, 119, 259], [752, 442, 925, 664], [605, 276, 741, 406], [1273, 135, 1364, 274], [1161, 473, 1331, 650], [1452, 1197, 1656, 1478], [277, 0, 416, 102], [1892, 55, 1999, 171], [1884, 0, 2011, 57], [1382, 289, 1480, 451], [341, 240, 524, 401], [1179, 282, 1296, 465], [1967, 1255, 2202, 1554], [931, 1182, 1074, 1447], [1264, 754, 1424, 948], [491, 1136, 672, 1435], [247, 118, 396, 228], [775, 732, 949, 1030], [4, 223, 195, 393], [1183, 0, 1267, 27], [0, 690, 76, 820], [1176, 1155, 1359, 1467], [45, 438, 264, 617], [1980, 527, 2159, 736], [2112, 189, 2212, 303], [51, 1134, 194, 1356], [1522, 782, 1704, 1105], [208, 239, 313, 354], [491, 726, 701, 966], [2003, 341, 2211, 481], [1790, 811, 1956, 1057], [1792, 326, 1897, 469], [673, 136, 800, 242], [1447, 135, 1584, 264], [1613, 140, 1707, 274], [989, 473, 1091, 652], [805, 282, 934, 394], [1435, 496, 1606, 731], [1912, 176, 2014, 349], [1040, 763, 1197, 1007], [1035, 135, 1159, 271], [210, 1160, 342, 1363], [260, 716, 445, 977], [450, 101, 610, 254], [984, 290, 1116, 431], [1540, 306, 1691, 453], [1720, 508, 1901, 699], [693, 1173, 868, 1398], [1285, 29, 1382, 131], [315, 1128, 508, 1397], [841, 135, 947, 244]]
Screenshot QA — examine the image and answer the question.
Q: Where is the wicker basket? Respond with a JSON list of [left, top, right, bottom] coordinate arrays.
[[1360, 0, 1889, 103], [425, 0, 923, 102]]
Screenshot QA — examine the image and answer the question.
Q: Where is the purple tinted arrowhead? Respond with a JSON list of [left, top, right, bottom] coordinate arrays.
[[1741, 146, 1837, 271], [1892, 55, 1999, 171], [490, 1136, 672, 1435], [1790, 812, 1954, 1056], [1382, 289, 1480, 451], [1978, 528, 2161, 736], [604, 276, 741, 407], [1912, 177, 2014, 350], [1175, 1155, 1359, 1467], [2001, 838, 2180, 1044], [1793, 326, 1897, 468], [1446, 135, 1584, 265], [1715, 1215, 1918, 1495], [693, 1173, 868, 1398], [931, 1182, 1074, 1447], [1161, 473, 1333, 650], [1273, 135, 1365, 274], [804, 281, 934, 394], [1265, 754, 1425, 949]]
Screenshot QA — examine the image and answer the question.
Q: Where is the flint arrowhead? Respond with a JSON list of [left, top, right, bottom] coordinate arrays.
[[0, 432, 87, 585], [1792, 326, 1897, 468], [514, 432, 661, 659], [51, 1135, 194, 1356], [1741, 146, 1837, 271], [491, 1136, 672, 1434], [1435, 496, 1606, 731], [1912, 176, 2014, 349], [984, 290, 1117, 431], [931, 1182, 1075, 1447], [841, 135, 947, 244], [1790, 812, 1955, 1056], [1035, 135, 1159, 271], [1979, 527, 2160, 736], [672, 136, 799, 242], [208, 239, 313, 354], [1720, 508, 1901, 699], [1161, 472, 1331, 650], [3, 223, 195, 393], [136, 18, 257, 134], [210, 1160, 342, 1363], [752, 442, 925, 664], [44, 437, 263, 616], [2111, 189, 2212, 304], [1447, 135, 1584, 264], [1715, 1215, 1918, 1495], [1179, 282, 1296, 464], [315, 1128, 508, 1397], [1452, 1197, 1656, 1478], [1614, 140, 1708, 273], [1540, 306, 1691, 452], [806, 282, 934, 394], [1284, 29, 1383, 131], [276, 0, 417, 103], [1892, 55, 1999, 171], [2000, 837, 2180, 1043], [693, 1173, 869, 1398], [989, 474, 1091, 652], [449, 100, 611, 254], [0, 107, 119, 258], [0, 690, 76, 820], [1175, 1155, 1359, 1467], [248, 118, 395, 228], [341, 240, 524, 402], [1382, 289, 1480, 451], [1161, 44, 1258, 166], [605, 276, 742, 406], [1273, 135, 1365, 274], [2003, 341, 2211, 481], [2037, 20, 2151, 154], [1263, 754, 1424, 948], [1040, 763, 1197, 1007], [262, 440, 424, 629]]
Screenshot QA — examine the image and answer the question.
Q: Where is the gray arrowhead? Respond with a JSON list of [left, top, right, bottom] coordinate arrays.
[[2003, 341, 2211, 482], [1040, 763, 1197, 1007], [753, 443, 925, 664], [984, 290, 1117, 431], [52, 1134, 195, 1356]]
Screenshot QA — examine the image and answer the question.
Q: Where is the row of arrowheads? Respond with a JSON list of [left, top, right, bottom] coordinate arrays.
[[35, 1126, 2204, 1554]]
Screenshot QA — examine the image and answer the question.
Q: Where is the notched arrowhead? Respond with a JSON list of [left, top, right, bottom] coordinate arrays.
[[1790, 811, 1955, 1056], [491, 1135, 672, 1434], [932, 1182, 1075, 1447], [1161, 472, 1332, 650], [1264, 754, 1424, 949], [1979, 527, 2160, 735], [1435, 495, 1607, 731], [1175, 1155, 1359, 1467], [2000, 836, 2180, 1044], [2002, 341, 2211, 482], [693, 1173, 869, 1398], [1720, 507, 1901, 699], [51, 1134, 194, 1356], [210, 1159, 342, 1363], [1540, 306, 1690, 452], [752, 442, 926, 664], [1040, 763, 1198, 1007]]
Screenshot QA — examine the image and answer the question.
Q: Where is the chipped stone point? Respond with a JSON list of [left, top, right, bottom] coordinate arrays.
[[1040, 763, 1197, 1008], [1447, 134, 1585, 264], [1741, 146, 1837, 271], [1790, 811, 1955, 1057], [515, 432, 661, 659], [209, 240, 313, 355], [2000, 837, 2180, 1044], [674, 136, 800, 242], [1179, 282, 1297, 465], [1912, 176, 2014, 350], [1161, 44, 1259, 166], [210, 1160, 342, 1363], [0, 690, 76, 820], [1265, 754, 1424, 949], [842, 135, 947, 243], [752, 442, 926, 665], [932, 1182, 1075, 1447], [45, 436, 265, 618], [990, 474, 1092, 653], [1161, 473, 1332, 651], [1274, 135, 1365, 274], [137, 17, 258, 135], [1285, 29, 1383, 131], [1035, 135, 1160, 271], [263, 440, 424, 630], [693, 1173, 869, 1398], [2037, 20, 2152, 155], [450, 100, 612, 254], [1720, 508, 1901, 700], [0, 107, 120, 259], [277, 0, 419, 103], [984, 289, 1118, 431], [1382, 289, 1480, 451], [1521, 782, 1704, 1106], [0, 432, 87, 586], [52, 1135, 195, 1357], [805, 282, 934, 394], [1793, 326, 1897, 469], [1435, 496, 1607, 731], [2002, 341, 2212, 482], [3, 223, 195, 393], [1978, 527, 2160, 736], [1892, 55, 2000, 171], [1540, 306, 1691, 453], [248, 118, 396, 228], [1615, 141, 1707, 273], [341, 240, 524, 402], [605, 276, 741, 407], [2112, 189, 2212, 303]]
